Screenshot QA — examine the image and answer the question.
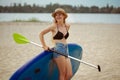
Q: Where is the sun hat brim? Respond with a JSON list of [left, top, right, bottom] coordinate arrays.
[[52, 8, 68, 18]]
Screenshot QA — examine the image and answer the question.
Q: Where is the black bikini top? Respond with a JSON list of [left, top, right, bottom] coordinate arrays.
[[53, 25, 69, 40]]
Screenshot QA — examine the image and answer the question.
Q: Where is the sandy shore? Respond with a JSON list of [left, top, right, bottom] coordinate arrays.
[[0, 22, 120, 80]]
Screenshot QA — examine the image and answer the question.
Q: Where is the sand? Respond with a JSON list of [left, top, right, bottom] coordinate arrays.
[[0, 22, 120, 80]]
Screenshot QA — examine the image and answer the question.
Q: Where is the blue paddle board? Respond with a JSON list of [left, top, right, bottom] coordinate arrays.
[[9, 43, 82, 80]]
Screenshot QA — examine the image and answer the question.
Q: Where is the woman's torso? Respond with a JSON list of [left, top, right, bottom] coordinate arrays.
[[51, 23, 69, 45]]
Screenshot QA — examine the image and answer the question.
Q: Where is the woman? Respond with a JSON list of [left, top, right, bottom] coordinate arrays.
[[39, 8, 72, 80]]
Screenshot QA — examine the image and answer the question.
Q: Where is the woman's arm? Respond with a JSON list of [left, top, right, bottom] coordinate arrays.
[[66, 23, 70, 30], [39, 25, 54, 50]]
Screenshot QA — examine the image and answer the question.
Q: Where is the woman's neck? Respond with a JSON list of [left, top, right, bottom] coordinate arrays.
[[57, 21, 65, 27]]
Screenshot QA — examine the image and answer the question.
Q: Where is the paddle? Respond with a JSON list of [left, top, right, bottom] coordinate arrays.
[[13, 33, 101, 72]]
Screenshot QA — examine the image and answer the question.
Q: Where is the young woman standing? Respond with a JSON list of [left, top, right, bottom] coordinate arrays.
[[39, 8, 72, 80]]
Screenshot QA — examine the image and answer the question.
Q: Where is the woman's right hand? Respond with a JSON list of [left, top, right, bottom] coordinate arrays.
[[43, 46, 49, 51]]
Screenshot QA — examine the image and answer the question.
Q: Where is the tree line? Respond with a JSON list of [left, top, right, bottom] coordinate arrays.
[[0, 3, 120, 13]]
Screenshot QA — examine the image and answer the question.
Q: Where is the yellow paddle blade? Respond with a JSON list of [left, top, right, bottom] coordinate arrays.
[[13, 33, 30, 44]]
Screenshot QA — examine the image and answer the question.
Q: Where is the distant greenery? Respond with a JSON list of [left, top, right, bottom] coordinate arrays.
[[13, 18, 40, 22], [0, 3, 120, 13]]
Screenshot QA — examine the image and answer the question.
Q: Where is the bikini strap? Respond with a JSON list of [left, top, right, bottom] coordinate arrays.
[[56, 24, 68, 32]]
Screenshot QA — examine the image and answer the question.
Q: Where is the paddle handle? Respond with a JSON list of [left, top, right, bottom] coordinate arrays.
[[68, 56, 97, 68]]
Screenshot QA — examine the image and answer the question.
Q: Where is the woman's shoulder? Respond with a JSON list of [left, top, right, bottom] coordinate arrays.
[[65, 23, 70, 30], [65, 23, 70, 27], [48, 23, 56, 30]]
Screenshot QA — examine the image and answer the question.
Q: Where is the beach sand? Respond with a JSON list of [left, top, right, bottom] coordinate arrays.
[[0, 22, 120, 80]]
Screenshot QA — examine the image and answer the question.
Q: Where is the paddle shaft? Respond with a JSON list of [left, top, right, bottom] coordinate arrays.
[[30, 41, 100, 71], [13, 33, 101, 71]]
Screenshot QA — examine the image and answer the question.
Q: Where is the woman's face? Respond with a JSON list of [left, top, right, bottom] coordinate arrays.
[[55, 12, 65, 22]]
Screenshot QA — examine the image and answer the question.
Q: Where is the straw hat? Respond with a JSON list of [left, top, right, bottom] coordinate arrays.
[[52, 8, 68, 19]]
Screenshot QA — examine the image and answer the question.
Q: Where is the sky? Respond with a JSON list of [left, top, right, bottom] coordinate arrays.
[[0, 0, 120, 7]]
